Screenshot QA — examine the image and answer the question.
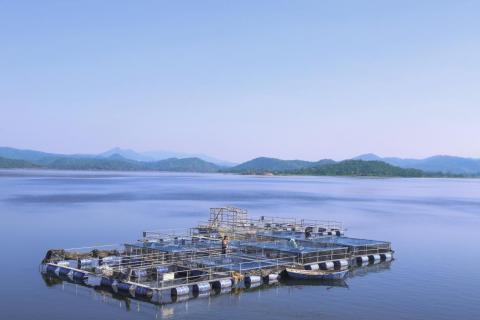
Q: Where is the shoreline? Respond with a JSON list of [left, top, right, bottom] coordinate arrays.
[[0, 168, 476, 179]]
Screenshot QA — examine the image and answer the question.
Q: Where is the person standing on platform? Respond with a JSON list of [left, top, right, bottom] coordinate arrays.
[[221, 236, 229, 254]]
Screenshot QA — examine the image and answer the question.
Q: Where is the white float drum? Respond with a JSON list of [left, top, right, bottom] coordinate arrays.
[[305, 263, 319, 270], [333, 259, 349, 270], [380, 252, 393, 261], [245, 275, 261, 285], [369, 254, 381, 264], [263, 273, 279, 284], [319, 261, 334, 270], [356, 256, 369, 265], [212, 279, 232, 290]]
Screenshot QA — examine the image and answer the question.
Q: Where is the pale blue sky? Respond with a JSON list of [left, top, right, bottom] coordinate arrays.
[[1, 1, 479, 162]]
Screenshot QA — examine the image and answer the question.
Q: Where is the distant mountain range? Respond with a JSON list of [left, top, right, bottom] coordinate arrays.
[[353, 153, 480, 175], [0, 147, 221, 172], [98, 147, 236, 167], [0, 147, 478, 177], [47, 154, 220, 172], [0, 146, 236, 167]]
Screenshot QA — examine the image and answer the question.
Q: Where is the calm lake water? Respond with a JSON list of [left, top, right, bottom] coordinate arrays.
[[0, 170, 479, 320]]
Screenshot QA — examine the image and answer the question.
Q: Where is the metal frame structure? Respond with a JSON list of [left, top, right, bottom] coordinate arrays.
[[40, 206, 394, 306]]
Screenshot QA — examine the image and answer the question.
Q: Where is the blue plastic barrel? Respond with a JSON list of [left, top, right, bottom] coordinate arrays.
[[72, 271, 86, 280], [116, 282, 132, 292], [212, 279, 232, 289], [100, 277, 113, 287], [135, 286, 153, 298], [263, 273, 279, 284], [46, 264, 58, 274], [58, 267, 71, 276]]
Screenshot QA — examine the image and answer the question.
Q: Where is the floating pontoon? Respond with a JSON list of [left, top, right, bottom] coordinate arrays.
[[40, 206, 394, 305]]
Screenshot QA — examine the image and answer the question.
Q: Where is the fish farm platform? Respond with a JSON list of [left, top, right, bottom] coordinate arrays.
[[41, 207, 394, 305]]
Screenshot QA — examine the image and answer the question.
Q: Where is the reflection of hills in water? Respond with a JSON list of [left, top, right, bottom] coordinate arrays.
[[40, 261, 393, 317]]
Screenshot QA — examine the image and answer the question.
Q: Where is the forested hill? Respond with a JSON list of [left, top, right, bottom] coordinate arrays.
[[0, 157, 41, 169], [289, 160, 435, 177], [226, 157, 335, 174], [225, 159, 449, 177]]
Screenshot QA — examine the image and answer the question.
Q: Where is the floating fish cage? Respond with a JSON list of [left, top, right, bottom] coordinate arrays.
[[311, 237, 391, 256], [40, 206, 394, 305], [237, 240, 350, 266], [188, 253, 294, 274], [127, 236, 223, 261]]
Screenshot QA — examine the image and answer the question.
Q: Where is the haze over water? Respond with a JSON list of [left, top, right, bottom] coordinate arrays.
[[0, 170, 479, 319]]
